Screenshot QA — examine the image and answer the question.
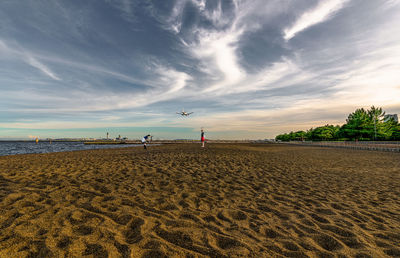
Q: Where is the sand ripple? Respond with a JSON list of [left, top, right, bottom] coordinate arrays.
[[0, 144, 399, 257]]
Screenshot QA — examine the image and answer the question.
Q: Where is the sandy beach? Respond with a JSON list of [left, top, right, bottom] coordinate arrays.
[[0, 143, 399, 257]]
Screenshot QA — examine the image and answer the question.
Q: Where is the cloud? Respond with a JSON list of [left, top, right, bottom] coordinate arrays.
[[100, 116, 122, 121], [130, 0, 400, 114], [167, 0, 187, 34], [105, 0, 137, 22], [26, 56, 61, 81], [174, 1, 253, 94], [190, 28, 245, 93], [0, 40, 7, 51], [172, 1, 309, 96], [191, 0, 205, 11], [0, 39, 61, 80], [170, 104, 348, 136], [284, 0, 350, 40], [0, 39, 19, 58], [1, 0, 400, 139], [226, 58, 314, 94], [0, 37, 194, 111], [153, 65, 191, 93], [385, 0, 400, 8]]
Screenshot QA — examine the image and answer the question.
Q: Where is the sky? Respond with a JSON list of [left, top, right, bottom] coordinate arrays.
[[1, 0, 400, 140]]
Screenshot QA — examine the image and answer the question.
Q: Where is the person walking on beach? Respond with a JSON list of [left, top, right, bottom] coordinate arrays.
[[142, 134, 151, 149], [201, 129, 205, 148]]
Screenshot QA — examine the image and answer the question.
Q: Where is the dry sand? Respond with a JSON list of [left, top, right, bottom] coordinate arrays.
[[0, 143, 399, 257]]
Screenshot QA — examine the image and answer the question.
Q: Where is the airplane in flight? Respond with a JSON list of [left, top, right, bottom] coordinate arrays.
[[176, 108, 193, 116]]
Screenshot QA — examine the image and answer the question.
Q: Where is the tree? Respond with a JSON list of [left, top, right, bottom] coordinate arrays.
[[294, 131, 306, 141], [340, 108, 371, 140], [275, 106, 399, 141], [306, 128, 314, 140], [367, 106, 385, 140], [310, 125, 339, 140], [275, 133, 289, 141], [391, 124, 400, 140], [382, 116, 399, 140]]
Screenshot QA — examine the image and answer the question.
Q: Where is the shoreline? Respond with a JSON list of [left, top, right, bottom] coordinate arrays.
[[0, 142, 143, 157]]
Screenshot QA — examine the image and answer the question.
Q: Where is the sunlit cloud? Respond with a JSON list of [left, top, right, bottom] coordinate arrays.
[[190, 28, 245, 93], [284, 0, 350, 40]]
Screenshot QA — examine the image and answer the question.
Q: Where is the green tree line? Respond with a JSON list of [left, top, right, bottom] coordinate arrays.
[[275, 106, 400, 141]]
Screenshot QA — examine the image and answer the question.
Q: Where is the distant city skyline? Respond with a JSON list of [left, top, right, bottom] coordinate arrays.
[[1, 0, 400, 139]]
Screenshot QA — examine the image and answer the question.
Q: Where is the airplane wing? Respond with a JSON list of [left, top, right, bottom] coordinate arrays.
[[188, 112, 193, 115], [176, 112, 181, 114]]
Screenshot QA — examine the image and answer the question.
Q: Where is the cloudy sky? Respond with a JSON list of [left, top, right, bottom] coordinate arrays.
[[1, 0, 400, 140]]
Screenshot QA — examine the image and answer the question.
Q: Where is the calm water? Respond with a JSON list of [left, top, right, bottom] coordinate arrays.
[[0, 141, 142, 156]]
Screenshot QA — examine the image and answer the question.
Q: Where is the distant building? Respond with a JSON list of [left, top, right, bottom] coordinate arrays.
[[384, 114, 398, 123]]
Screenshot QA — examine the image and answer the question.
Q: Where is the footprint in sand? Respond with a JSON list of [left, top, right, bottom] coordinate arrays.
[[73, 225, 94, 236], [124, 217, 144, 244], [114, 241, 130, 258], [83, 243, 108, 257], [56, 236, 72, 249], [313, 234, 343, 251]]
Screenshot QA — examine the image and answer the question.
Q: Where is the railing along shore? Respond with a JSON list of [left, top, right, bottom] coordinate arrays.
[[278, 141, 400, 152]]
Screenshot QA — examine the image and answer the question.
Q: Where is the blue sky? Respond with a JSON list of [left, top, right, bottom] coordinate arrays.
[[1, 0, 400, 140]]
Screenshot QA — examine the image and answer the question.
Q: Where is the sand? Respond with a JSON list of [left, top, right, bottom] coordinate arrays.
[[0, 143, 399, 257]]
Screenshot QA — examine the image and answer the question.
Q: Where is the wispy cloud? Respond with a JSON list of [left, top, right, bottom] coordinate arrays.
[[26, 56, 61, 81], [190, 28, 245, 93], [167, 0, 187, 34], [284, 0, 350, 40], [105, 0, 137, 22], [0, 39, 61, 80], [0, 40, 7, 51], [100, 116, 121, 121]]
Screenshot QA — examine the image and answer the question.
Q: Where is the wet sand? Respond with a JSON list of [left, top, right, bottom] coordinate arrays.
[[0, 143, 399, 257]]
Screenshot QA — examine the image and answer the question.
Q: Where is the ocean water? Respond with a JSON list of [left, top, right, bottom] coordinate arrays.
[[0, 141, 142, 156]]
